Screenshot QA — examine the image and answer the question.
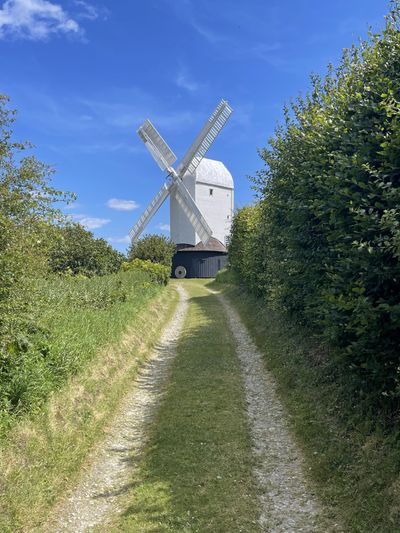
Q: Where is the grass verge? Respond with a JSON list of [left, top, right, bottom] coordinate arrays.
[[215, 281, 400, 533], [0, 281, 178, 532], [109, 279, 261, 532]]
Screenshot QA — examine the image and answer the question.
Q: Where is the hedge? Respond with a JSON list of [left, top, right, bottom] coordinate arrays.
[[229, 4, 400, 412]]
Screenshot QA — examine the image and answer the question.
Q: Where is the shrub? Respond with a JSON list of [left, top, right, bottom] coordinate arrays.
[[122, 258, 170, 285], [228, 205, 263, 293], [49, 223, 124, 276], [215, 268, 239, 285], [128, 234, 176, 267]]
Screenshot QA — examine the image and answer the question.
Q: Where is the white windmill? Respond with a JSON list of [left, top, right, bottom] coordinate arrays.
[[130, 99, 234, 278]]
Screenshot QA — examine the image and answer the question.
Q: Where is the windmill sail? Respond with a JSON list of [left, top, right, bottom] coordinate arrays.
[[129, 182, 171, 242], [177, 99, 232, 178], [137, 120, 177, 171], [173, 180, 212, 245], [130, 99, 232, 246]]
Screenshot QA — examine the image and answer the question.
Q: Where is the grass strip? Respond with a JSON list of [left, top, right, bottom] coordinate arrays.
[[217, 282, 400, 533], [111, 280, 261, 533], [0, 284, 178, 532]]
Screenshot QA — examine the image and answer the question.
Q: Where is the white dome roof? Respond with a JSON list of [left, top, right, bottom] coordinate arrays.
[[195, 158, 234, 189]]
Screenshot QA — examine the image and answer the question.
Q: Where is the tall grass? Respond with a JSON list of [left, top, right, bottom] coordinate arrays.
[[0, 270, 161, 435], [0, 271, 177, 531]]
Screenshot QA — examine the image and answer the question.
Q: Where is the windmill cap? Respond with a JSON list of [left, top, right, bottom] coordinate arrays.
[[194, 158, 234, 190]]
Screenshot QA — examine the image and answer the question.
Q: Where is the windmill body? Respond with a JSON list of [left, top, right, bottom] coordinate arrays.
[[170, 158, 234, 247], [129, 99, 233, 278]]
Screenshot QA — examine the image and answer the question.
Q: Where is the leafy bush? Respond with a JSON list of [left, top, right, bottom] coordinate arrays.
[[228, 205, 263, 293], [128, 234, 176, 267], [122, 258, 170, 285], [49, 223, 124, 276], [214, 268, 239, 285], [229, 5, 400, 411]]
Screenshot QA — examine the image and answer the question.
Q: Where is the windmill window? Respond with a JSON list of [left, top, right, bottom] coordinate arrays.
[[209, 188, 214, 196]]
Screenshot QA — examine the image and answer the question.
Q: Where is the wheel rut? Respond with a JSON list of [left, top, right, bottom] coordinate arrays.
[[210, 288, 340, 532]]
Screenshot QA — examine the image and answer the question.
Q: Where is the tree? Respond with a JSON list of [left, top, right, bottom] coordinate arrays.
[[0, 94, 72, 353], [49, 223, 124, 276], [128, 234, 176, 267]]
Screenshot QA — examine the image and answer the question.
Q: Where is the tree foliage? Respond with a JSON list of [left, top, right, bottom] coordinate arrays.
[[0, 95, 72, 355], [229, 4, 400, 410], [228, 205, 262, 293], [128, 234, 176, 268], [49, 223, 124, 276]]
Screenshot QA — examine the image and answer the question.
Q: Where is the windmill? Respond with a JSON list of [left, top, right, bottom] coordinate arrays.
[[129, 99, 233, 257]]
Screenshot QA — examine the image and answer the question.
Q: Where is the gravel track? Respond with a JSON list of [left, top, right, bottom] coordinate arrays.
[[215, 290, 338, 532], [46, 286, 188, 533]]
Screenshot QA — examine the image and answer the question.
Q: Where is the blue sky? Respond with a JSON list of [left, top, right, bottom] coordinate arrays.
[[0, 0, 390, 251]]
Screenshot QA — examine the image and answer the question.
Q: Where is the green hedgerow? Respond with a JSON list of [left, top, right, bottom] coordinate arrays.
[[229, 3, 400, 414]]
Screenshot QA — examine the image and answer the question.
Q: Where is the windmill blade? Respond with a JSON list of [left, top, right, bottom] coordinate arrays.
[[129, 182, 171, 243], [177, 99, 232, 178], [173, 180, 212, 245], [137, 119, 177, 171]]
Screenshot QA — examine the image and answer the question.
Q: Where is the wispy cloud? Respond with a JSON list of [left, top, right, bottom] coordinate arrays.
[[156, 222, 170, 232], [77, 93, 199, 132], [107, 198, 139, 211], [4, 83, 202, 158], [251, 42, 282, 61], [190, 19, 224, 44], [107, 235, 131, 244], [0, 0, 80, 40], [73, 0, 109, 21], [175, 68, 199, 92], [72, 214, 111, 229], [164, 0, 289, 71]]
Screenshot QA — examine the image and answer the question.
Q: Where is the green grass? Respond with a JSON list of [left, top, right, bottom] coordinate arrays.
[[0, 270, 161, 430], [110, 279, 261, 533], [0, 273, 178, 532], [214, 281, 400, 533]]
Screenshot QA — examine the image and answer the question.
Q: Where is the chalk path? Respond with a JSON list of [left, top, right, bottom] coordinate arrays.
[[46, 282, 340, 532], [208, 287, 340, 532], [46, 286, 188, 533]]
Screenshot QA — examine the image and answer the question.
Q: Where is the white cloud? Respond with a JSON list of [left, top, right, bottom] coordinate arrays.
[[156, 223, 170, 232], [175, 69, 199, 92], [0, 0, 81, 40], [72, 214, 111, 229], [107, 198, 139, 211], [107, 235, 131, 244]]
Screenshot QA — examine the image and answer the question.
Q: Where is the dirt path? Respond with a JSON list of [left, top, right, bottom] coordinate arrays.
[[213, 289, 338, 532], [45, 281, 338, 532], [46, 286, 188, 533]]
